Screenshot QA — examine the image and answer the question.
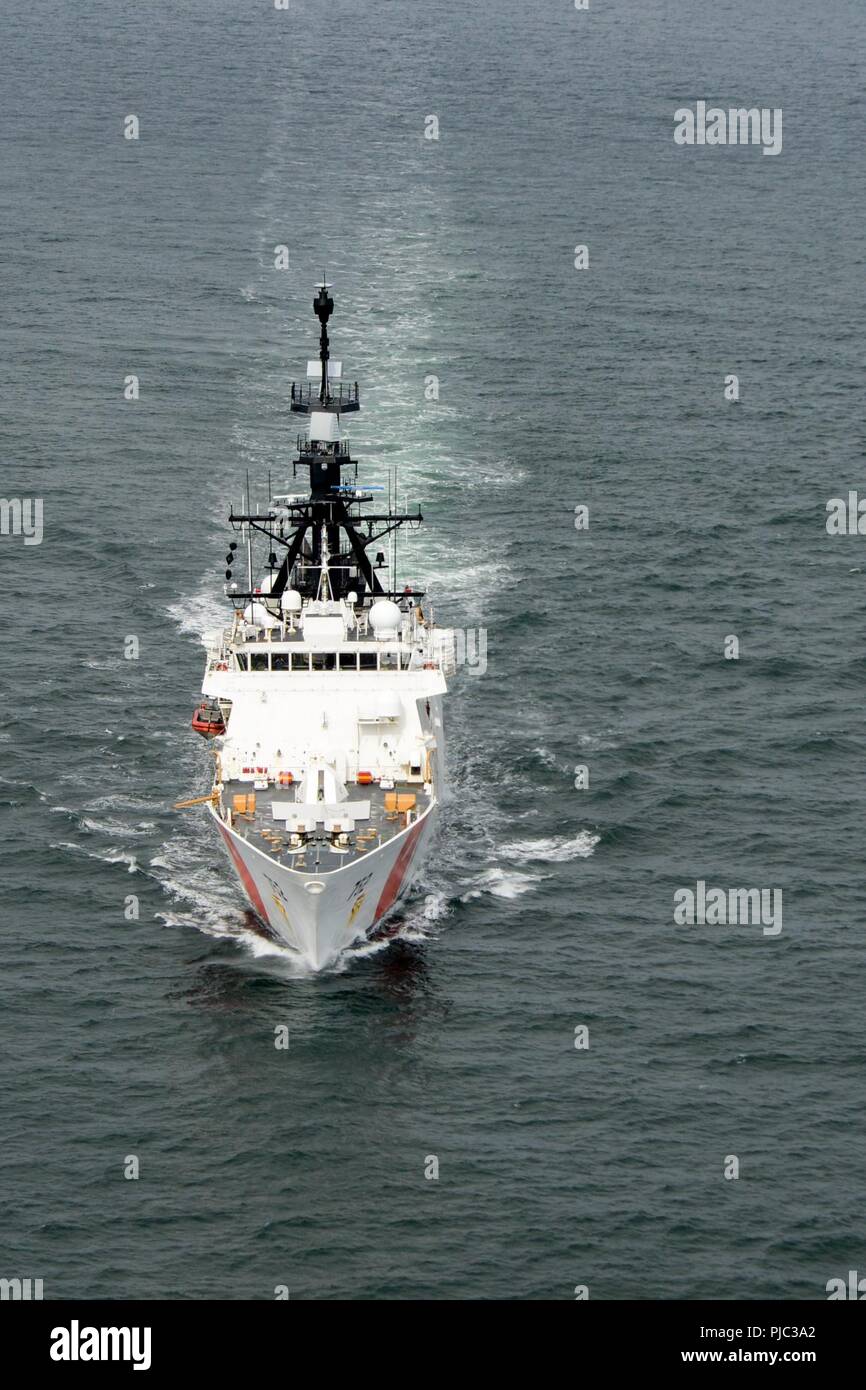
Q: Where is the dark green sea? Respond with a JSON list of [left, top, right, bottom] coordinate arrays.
[[1, 0, 865, 1299]]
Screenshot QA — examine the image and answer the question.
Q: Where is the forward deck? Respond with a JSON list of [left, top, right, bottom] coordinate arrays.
[[220, 776, 432, 872]]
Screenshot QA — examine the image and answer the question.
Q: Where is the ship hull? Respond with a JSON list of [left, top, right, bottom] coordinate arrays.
[[210, 801, 438, 969]]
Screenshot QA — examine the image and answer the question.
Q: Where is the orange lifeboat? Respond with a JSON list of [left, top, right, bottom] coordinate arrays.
[[191, 702, 226, 738]]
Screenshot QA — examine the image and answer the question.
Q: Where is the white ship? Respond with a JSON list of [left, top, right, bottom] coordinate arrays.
[[184, 283, 455, 969]]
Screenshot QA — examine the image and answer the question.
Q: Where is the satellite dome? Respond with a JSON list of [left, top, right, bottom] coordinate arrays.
[[281, 589, 302, 614], [243, 601, 274, 627], [369, 599, 401, 635]]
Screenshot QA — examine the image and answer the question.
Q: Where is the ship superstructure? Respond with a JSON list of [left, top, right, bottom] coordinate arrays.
[[192, 284, 454, 968]]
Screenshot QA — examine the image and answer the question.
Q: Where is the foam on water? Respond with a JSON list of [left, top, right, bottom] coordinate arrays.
[[499, 832, 600, 864], [166, 579, 227, 641], [461, 866, 544, 901], [51, 842, 140, 873]]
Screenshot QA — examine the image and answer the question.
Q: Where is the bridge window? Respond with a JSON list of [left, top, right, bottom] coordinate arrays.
[[312, 653, 336, 671], [250, 652, 269, 671], [235, 653, 249, 671], [339, 653, 358, 671], [359, 652, 377, 671], [272, 652, 289, 671], [291, 653, 310, 672]]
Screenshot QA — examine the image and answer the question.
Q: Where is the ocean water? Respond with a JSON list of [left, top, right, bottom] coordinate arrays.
[[1, 0, 865, 1299]]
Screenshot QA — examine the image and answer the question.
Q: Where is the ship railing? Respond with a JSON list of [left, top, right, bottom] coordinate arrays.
[[295, 434, 351, 458], [290, 381, 360, 409], [203, 630, 231, 669]]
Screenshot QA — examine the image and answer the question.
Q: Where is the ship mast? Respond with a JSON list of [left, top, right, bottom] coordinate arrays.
[[227, 283, 423, 608], [314, 279, 333, 406]]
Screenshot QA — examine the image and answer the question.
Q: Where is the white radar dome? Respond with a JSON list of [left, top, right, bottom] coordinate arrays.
[[369, 599, 401, 635], [243, 601, 274, 627], [280, 589, 302, 614]]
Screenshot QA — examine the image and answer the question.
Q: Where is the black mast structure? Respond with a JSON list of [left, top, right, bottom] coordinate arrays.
[[228, 284, 423, 606], [314, 279, 332, 407]]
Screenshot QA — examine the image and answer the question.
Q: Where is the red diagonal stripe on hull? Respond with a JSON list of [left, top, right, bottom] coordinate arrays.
[[375, 819, 425, 919], [217, 820, 271, 925]]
